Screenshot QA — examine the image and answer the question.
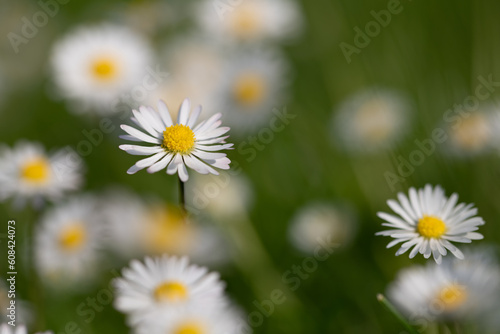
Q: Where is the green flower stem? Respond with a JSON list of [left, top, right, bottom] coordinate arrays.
[[377, 294, 418, 334]]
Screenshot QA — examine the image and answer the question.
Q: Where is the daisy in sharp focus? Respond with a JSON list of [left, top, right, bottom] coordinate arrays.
[[113, 255, 226, 326], [376, 184, 484, 264], [0, 141, 83, 208], [35, 195, 103, 289], [119, 98, 232, 182], [50, 24, 152, 114]]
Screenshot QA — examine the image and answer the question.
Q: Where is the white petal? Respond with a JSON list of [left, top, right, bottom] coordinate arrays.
[[209, 157, 231, 170], [196, 127, 230, 141], [178, 158, 189, 181], [167, 154, 182, 175], [197, 136, 230, 145], [135, 152, 167, 168], [133, 108, 159, 137], [158, 100, 173, 127], [183, 155, 217, 175], [121, 125, 160, 144], [195, 143, 234, 151], [147, 154, 173, 173], [187, 105, 202, 128], [193, 113, 221, 133], [127, 165, 142, 175], [192, 150, 227, 160], [177, 98, 191, 125], [119, 145, 163, 156]]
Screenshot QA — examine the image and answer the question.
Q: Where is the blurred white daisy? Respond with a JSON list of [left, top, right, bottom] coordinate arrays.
[[101, 190, 231, 266], [194, 0, 303, 43], [186, 172, 254, 219], [288, 202, 357, 254], [0, 141, 83, 208], [50, 24, 152, 114], [332, 88, 412, 153], [119, 98, 232, 182], [35, 195, 103, 288], [376, 184, 484, 264], [444, 107, 497, 157], [146, 37, 224, 120], [387, 248, 500, 324], [0, 323, 53, 334], [217, 48, 289, 133], [113, 255, 226, 326], [136, 304, 248, 334]]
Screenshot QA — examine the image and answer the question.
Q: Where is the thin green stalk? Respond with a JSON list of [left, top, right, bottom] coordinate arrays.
[[377, 294, 418, 334], [178, 176, 186, 215]]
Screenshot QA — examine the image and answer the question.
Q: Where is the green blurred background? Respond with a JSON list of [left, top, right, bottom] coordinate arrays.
[[1, 0, 500, 333]]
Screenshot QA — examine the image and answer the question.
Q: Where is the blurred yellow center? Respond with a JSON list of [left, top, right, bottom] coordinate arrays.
[[234, 73, 266, 106], [231, 7, 259, 37], [143, 206, 193, 255], [355, 99, 392, 141], [21, 158, 50, 183], [174, 322, 205, 334], [162, 124, 196, 154], [91, 58, 117, 80], [451, 113, 490, 151], [154, 281, 188, 302], [436, 284, 467, 311], [59, 223, 87, 251], [417, 216, 446, 238]]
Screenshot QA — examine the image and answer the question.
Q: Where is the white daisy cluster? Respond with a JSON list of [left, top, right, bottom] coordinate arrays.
[[387, 248, 500, 330], [114, 255, 248, 334], [120, 98, 232, 181], [0, 141, 83, 208], [332, 87, 413, 153], [377, 184, 484, 264]]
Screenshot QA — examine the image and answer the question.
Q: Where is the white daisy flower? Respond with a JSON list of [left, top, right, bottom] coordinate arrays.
[[146, 37, 224, 120], [35, 195, 103, 288], [0, 141, 83, 208], [0, 323, 53, 334], [186, 172, 254, 219], [217, 48, 289, 133], [387, 248, 500, 324], [113, 255, 226, 326], [135, 304, 248, 334], [50, 24, 152, 114], [332, 88, 412, 153], [101, 190, 231, 266], [444, 106, 497, 157], [376, 184, 485, 264], [288, 202, 357, 254], [194, 0, 303, 43], [119, 98, 232, 182]]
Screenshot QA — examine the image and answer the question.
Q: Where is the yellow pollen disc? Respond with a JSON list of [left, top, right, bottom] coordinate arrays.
[[154, 281, 188, 303], [417, 216, 447, 238], [174, 322, 205, 334], [233, 73, 266, 106], [91, 58, 117, 81], [162, 124, 196, 154], [451, 113, 490, 151], [21, 158, 50, 183], [231, 6, 259, 37], [59, 223, 87, 251], [436, 284, 468, 311]]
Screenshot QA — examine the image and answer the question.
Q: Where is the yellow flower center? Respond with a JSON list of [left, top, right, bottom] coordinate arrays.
[[143, 206, 193, 255], [436, 284, 468, 311], [417, 216, 447, 239], [231, 6, 259, 38], [59, 223, 87, 252], [451, 113, 490, 151], [21, 158, 50, 183], [91, 57, 118, 81], [233, 73, 266, 106], [154, 281, 188, 303], [162, 124, 196, 154], [174, 322, 205, 334]]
